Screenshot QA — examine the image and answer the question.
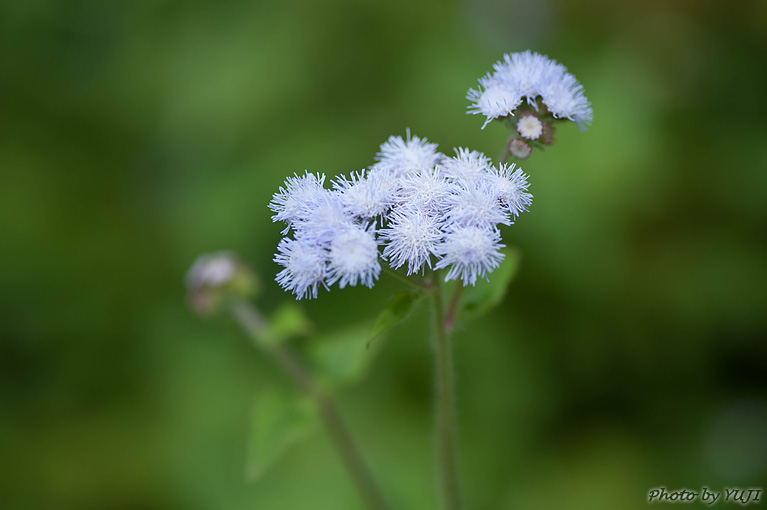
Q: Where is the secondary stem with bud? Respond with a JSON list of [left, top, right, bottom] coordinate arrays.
[[229, 300, 390, 510]]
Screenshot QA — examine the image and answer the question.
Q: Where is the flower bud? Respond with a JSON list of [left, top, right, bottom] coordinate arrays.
[[541, 121, 555, 145], [186, 252, 260, 316], [516, 114, 543, 140], [508, 139, 532, 160]]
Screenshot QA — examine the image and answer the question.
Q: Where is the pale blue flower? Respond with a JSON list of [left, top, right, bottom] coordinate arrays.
[[274, 236, 328, 300], [396, 167, 453, 214], [466, 76, 522, 128], [440, 148, 492, 183], [538, 72, 593, 127], [483, 163, 532, 218], [444, 180, 512, 228], [435, 226, 505, 286], [327, 225, 381, 289], [381, 205, 443, 275], [269, 171, 327, 227], [467, 50, 593, 129], [373, 130, 442, 177], [493, 51, 566, 101], [292, 191, 355, 246], [333, 170, 393, 220]]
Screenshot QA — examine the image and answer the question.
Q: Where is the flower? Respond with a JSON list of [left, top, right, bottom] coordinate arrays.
[[268, 171, 327, 227], [270, 140, 534, 298], [435, 226, 505, 286], [274, 237, 328, 300], [439, 148, 492, 183], [381, 205, 443, 275], [333, 170, 393, 219], [443, 180, 512, 229], [396, 167, 453, 214], [467, 51, 593, 129], [186, 252, 237, 290], [373, 129, 442, 177], [517, 114, 543, 140], [466, 77, 522, 128], [508, 139, 532, 159], [484, 163, 532, 218], [291, 191, 354, 246], [327, 225, 381, 289]]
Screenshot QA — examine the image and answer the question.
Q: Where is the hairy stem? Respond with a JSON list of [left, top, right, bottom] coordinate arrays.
[[430, 279, 461, 510], [444, 281, 463, 334], [230, 300, 390, 510]]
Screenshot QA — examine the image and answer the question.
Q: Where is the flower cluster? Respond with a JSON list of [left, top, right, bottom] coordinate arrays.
[[186, 252, 259, 314], [270, 132, 532, 299], [467, 51, 592, 158]]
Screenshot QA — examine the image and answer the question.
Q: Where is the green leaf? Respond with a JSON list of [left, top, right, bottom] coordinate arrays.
[[369, 292, 421, 342], [261, 302, 312, 345], [311, 325, 378, 387], [460, 247, 521, 318], [245, 388, 316, 482]]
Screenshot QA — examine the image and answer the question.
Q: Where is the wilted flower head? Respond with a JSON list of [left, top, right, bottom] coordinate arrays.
[[467, 50, 593, 129]]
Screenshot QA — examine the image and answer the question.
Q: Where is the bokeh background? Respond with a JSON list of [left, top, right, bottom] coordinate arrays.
[[2, 0, 766, 508]]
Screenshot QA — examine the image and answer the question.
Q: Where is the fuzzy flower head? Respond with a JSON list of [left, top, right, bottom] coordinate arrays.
[[439, 148, 492, 183], [444, 181, 512, 229], [468, 51, 593, 130], [381, 205, 443, 275], [269, 171, 327, 226], [274, 237, 328, 300], [327, 225, 381, 289], [333, 170, 393, 219], [484, 163, 533, 218], [435, 226, 505, 286], [396, 167, 453, 214], [466, 77, 522, 128], [373, 129, 441, 177], [291, 191, 354, 246]]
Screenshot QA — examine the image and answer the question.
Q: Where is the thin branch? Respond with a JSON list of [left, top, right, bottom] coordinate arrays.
[[229, 300, 390, 510]]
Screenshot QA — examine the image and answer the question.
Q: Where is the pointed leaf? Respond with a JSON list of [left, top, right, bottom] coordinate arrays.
[[261, 302, 312, 345], [370, 292, 421, 341], [245, 388, 316, 482], [311, 325, 378, 387], [460, 247, 521, 318]]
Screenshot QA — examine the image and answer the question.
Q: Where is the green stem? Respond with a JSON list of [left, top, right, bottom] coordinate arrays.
[[430, 279, 461, 510], [229, 300, 390, 510], [444, 282, 463, 334], [500, 134, 513, 164], [382, 266, 429, 291]]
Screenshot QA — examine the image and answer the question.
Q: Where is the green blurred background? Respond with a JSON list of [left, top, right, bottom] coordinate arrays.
[[2, 0, 766, 508]]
